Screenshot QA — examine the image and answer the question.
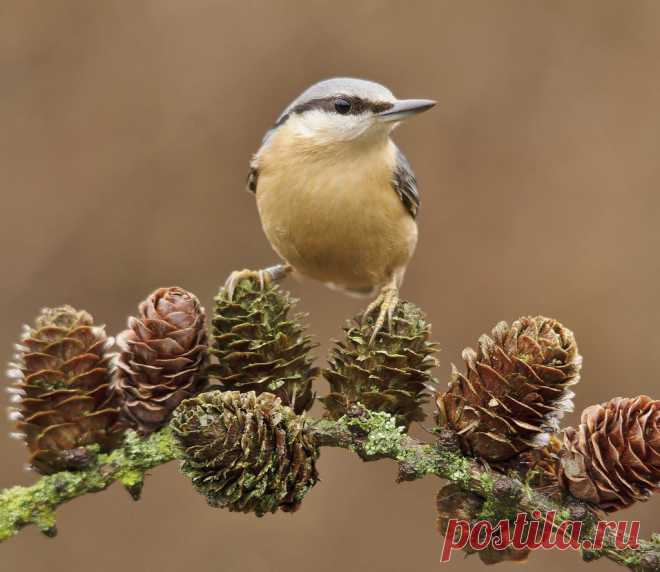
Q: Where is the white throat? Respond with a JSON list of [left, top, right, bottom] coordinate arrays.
[[285, 111, 391, 147]]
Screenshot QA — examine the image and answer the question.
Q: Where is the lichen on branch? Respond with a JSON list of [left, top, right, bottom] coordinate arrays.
[[0, 428, 178, 542], [312, 407, 659, 572], [0, 408, 657, 570]]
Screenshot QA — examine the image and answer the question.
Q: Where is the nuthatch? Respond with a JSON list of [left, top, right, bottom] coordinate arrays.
[[228, 77, 435, 341]]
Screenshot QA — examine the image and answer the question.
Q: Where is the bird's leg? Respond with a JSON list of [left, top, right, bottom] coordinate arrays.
[[224, 263, 292, 300], [364, 277, 400, 344]]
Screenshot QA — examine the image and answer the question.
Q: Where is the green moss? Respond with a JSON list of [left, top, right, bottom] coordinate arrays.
[[475, 473, 524, 523], [335, 409, 405, 457], [119, 470, 143, 488], [119, 470, 144, 501], [330, 409, 442, 478], [520, 480, 534, 503], [361, 413, 405, 457], [479, 472, 495, 492], [0, 427, 179, 542], [476, 473, 496, 520], [113, 428, 179, 469], [556, 508, 572, 523], [34, 509, 56, 535], [398, 445, 440, 477], [436, 448, 472, 488], [615, 535, 660, 569]]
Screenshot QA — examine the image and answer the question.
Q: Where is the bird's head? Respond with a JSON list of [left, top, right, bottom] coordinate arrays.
[[271, 78, 435, 148]]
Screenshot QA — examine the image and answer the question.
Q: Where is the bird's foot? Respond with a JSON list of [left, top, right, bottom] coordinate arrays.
[[364, 284, 399, 345], [224, 264, 291, 300]]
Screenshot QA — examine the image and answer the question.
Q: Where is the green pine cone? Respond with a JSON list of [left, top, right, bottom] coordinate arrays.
[[171, 390, 319, 516], [321, 301, 438, 429], [208, 281, 317, 414]]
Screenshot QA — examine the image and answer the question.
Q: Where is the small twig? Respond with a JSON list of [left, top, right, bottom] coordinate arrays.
[[0, 429, 178, 542]]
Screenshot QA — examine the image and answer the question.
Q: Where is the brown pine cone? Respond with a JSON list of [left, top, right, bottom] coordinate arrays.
[[514, 433, 562, 491], [496, 434, 563, 494], [7, 306, 122, 474], [113, 287, 208, 434], [436, 316, 581, 462], [559, 395, 659, 512]]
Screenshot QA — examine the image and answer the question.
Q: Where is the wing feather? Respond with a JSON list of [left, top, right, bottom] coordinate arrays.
[[246, 163, 259, 194], [391, 147, 419, 218]]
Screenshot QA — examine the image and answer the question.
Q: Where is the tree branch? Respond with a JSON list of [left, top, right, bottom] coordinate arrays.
[[311, 406, 660, 572], [0, 429, 178, 542], [0, 409, 657, 571]]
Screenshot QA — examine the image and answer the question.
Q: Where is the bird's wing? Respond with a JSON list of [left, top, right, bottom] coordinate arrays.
[[391, 146, 420, 219], [246, 162, 259, 193], [246, 127, 280, 194]]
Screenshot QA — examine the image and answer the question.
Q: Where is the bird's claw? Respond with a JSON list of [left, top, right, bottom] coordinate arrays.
[[224, 264, 291, 300], [364, 286, 399, 345], [224, 269, 270, 300]]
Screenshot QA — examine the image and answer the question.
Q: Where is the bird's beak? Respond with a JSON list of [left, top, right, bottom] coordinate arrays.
[[377, 99, 436, 122]]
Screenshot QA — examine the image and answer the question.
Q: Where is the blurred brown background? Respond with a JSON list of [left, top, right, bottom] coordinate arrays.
[[1, 1, 659, 571]]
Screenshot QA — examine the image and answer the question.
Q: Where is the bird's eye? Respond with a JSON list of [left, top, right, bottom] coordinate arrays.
[[334, 98, 352, 114]]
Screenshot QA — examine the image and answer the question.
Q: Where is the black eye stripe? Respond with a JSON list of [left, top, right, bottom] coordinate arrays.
[[275, 96, 393, 126]]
